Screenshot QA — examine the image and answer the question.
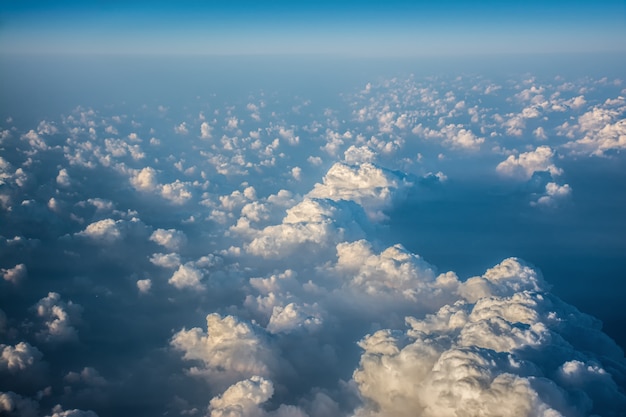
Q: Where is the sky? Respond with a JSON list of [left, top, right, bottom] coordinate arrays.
[[1, 0, 626, 55], [1, 2, 626, 417]]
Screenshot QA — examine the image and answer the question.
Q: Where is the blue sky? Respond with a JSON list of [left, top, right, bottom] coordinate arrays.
[[1, 0, 625, 55]]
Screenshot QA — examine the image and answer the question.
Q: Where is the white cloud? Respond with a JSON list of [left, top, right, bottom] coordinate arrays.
[[496, 146, 562, 180], [343, 146, 376, 165], [563, 99, 626, 156], [150, 228, 187, 251], [33, 292, 82, 343], [160, 180, 193, 205], [266, 302, 324, 334], [75, 218, 122, 243], [56, 169, 71, 187], [0, 391, 39, 417], [246, 198, 364, 259], [175, 122, 189, 135], [45, 405, 99, 417], [1, 264, 27, 284], [208, 376, 273, 417], [130, 167, 159, 192], [171, 313, 279, 388], [351, 258, 626, 417], [307, 162, 410, 220], [136, 279, 152, 294], [130, 168, 193, 205], [533, 126, 548, 140], [333, 240, 455, 305], [149, 252, 182, 269], [413, 124, 485, 150], [291, 167, 302, 181], [200, 122, 213, 139], [0, 342, 43, 373], [169, 263, 205, 290], [21, 130, 48, 150], [532, 182, 572, 207]]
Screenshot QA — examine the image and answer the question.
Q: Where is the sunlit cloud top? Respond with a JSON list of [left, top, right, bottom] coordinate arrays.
[[1, 0, 626, 55]]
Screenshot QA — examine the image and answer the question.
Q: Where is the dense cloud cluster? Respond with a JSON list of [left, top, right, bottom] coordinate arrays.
[[1, 61, 625, 417]]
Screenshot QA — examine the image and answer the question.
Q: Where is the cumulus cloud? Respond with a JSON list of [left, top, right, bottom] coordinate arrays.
[[208, 376, 273, 417], [56, 169, 71, 187], [136, 279, 152, 294], [0, 342, 44, 374], [64, 367, 107, 387], [169, 263, 205, 290], [149, 252, 182, 269], [532, 182, 572, 207], [496, 146, 563, 180], [563, 98, 626, 156], [0, 391, 39, 417], [130, 167, 159, 192], [200, 121, 214, 139], [33, 292, 82, 343], [3, 66, 626, 417], [75, 218, 123, 243], [46, 405, 99, 417], [307, 162, 410, 220], [207, 376, 308, 417], [175, 122, 189, 135], [343, 146, 376, 165], [171, 313, 280, 389], [1, 263, 27, 284], [149, 228, 187, 251], [246, 198, 365, 259], [130, 168, 193, 205], [351, 258, 626, 417]]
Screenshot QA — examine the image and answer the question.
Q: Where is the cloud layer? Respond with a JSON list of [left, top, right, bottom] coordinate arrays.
[[0, 59, 624, 417]]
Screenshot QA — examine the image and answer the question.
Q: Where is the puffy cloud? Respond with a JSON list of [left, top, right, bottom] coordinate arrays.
[[1, 263, 27, 284], [45, 405, 99, 417], [563, 99, 626, 156], [412, 124, 485, 150], [130, 167, 159, 192], [21, 130, 48, 150], [307, 162, 410, 220], [291, 167, 302, 181], [246, 198, 365, 259], [130, 168, 192, 204], [136, 279, 152, 293], [332, 241, 458, 309], [33, 292, 82, 343], [149, 252, 182, 269], [351, 258, 626, 417], [175, 122, 189, 135], [343, 146, 376, 165], [207, 376, 309, 417], [171, 313, 279, 388], [496, 146, 563, 180], [169, 263, 205, 290], [201, 122, 214, 139], [150, 228, 187, 251], [75, 218, 122, 243], [532, 182, 572, 207], [266, 302, 324, 334], [0, 342, 43, 374], [64, 367, 107, 387], [56, 168, 71, 187], [0, 391, 39, 417], [208, 376, 274, 417], [533, 126, 548, 140], [160, 180, 193, 205]]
